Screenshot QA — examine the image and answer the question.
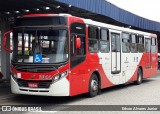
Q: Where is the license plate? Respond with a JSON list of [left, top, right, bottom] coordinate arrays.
[[28, 83, 38, 88]]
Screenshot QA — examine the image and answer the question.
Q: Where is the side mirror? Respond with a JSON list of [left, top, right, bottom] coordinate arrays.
[[3, 30, 13, 53], [75, 37, 81, 49]]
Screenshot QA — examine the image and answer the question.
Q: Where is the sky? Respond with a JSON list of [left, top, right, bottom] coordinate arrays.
[[106, 0, 160, 22]]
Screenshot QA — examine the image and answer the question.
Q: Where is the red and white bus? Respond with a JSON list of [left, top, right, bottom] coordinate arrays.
[[3, 14, 158, 97]]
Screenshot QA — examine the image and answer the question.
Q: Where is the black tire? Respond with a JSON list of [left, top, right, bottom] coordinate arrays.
[[135, 68, 143, 85], [88, 73, 99, 97]]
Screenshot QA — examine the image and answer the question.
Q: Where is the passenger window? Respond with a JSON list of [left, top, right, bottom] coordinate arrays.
[[145, 38, 151, 53], [100, 29, 109, 53], [130, 34, 138, 53], [151, 38, 156, 45], [122, 33, 130, 53], [137, 35, 144, 53], [151, 38, 156, 53], [88, 26, 99, 52]]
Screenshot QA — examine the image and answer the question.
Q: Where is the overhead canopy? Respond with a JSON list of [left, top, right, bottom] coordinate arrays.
[[0, 0, 48, 11], [55, 0, 160, 32], [0, 0, 160, 32]]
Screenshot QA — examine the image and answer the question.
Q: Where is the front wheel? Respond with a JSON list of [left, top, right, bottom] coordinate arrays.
[[88, 74, 99, 97], [135, 68, 143, 85]]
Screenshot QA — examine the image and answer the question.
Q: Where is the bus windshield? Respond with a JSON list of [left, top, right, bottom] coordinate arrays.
[[12, 29, 68, 64]]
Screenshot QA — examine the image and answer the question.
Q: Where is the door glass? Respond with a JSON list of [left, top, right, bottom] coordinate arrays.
[[145, 39, 151, 52], [111, 35, 116, 52], [111, 33, 121, 74], [116, 34, 121, 52], [111, 33, 120, 52], [70, 22, 86, 68]]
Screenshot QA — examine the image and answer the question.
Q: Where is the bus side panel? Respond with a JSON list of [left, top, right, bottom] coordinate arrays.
[[81, 53, 115, 94], [128, 68, 138, 82], [143, 52, 151, 78], [70, 65, 85, 96], [80, 25, 115, 94], [127, 53, 145, 82], [139, 53, 148, 78], [128, 51, 157, 82]]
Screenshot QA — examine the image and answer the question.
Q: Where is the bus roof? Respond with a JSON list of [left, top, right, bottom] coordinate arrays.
[[20, 13, 157, 37], [83, 18, 157, 37]]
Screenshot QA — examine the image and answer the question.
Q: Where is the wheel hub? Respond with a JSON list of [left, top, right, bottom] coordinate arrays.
[[91, 80, 98, 91]]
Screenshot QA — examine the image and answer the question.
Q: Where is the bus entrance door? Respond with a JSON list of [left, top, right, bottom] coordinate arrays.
[[145, 38, 151, 76], [111, 32, 121, 74]]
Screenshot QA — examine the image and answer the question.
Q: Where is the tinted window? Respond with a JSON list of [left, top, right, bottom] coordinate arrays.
[[137, 35, 144, 52], [88, 26, 99, 52], [15, 17, 67, 26], [100, 29, 109, 53], [122, 33, 130, 53], [130, 34, 137, 53], [151, 38, 156, 45], [151, 38, 156, 53], [145, 38, 151, 52], [131, 34, 136, 43], [70, 23, 86, 68]]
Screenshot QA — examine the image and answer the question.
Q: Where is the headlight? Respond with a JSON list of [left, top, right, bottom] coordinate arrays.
[[54, 75, 61, 81], [13, 74, 17, 78], [53, 70, 68, 83], [11, 72, 17, 81], [60, 70, 68, 78], [11, 72, 21, 81]]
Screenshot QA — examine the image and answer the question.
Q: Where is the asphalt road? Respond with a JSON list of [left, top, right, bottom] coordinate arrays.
[[0, 72, 160, 114]]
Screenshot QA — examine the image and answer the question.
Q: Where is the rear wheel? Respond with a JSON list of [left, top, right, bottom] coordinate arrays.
[[135, 68, 143, 85], [88, 74, 99, 97]]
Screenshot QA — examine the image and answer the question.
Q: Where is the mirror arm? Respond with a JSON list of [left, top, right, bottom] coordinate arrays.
[[3, 30, 13, 53]]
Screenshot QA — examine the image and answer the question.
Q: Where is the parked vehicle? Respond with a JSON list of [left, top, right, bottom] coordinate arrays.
[[3, 14, 158, 97]]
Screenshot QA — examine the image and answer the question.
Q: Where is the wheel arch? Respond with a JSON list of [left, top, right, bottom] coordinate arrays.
[[134, 66, 143, 85]]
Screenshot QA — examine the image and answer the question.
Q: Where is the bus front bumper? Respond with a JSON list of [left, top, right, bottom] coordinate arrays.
[[11, 76, 70, 96]]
